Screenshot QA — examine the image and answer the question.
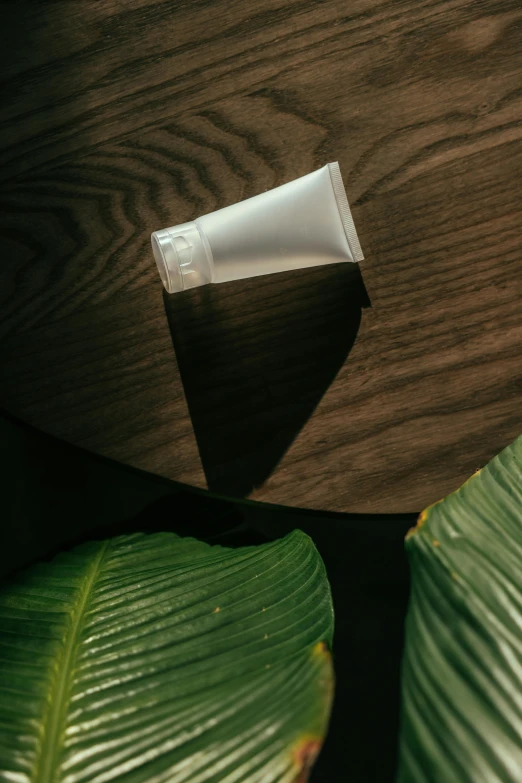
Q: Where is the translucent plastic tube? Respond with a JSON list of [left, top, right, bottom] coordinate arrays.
[[151, 162, 363, 294]]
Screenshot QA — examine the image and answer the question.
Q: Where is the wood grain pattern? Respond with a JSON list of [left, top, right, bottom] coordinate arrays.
[[1, 0, 521, 512]]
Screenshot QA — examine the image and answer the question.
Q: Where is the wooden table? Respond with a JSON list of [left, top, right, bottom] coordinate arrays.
[[1, 0, 521, 513]]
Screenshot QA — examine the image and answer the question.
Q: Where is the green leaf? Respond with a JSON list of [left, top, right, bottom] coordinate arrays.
[[0, 530, 334, 783], [397, 437, 522, 782]]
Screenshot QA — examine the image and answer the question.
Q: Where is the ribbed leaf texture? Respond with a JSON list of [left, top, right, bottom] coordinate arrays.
[[0, 530, 334, 783], [398, 436, 522, 782]]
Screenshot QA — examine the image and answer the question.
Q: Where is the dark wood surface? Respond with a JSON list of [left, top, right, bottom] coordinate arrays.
[[1, 0, 521, 513]]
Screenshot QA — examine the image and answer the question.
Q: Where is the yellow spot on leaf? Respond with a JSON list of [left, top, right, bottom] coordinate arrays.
[[432, 539, 440, 547], [264, 634, 269, 640], [406, 508, 428, 540], [312, 641, 331, 659], [265, 664, 271, 669], [451, 572, 459, 581], [262, 607, 266, 612], [407, 466, 485, 542], [212, 607, 220, 614]]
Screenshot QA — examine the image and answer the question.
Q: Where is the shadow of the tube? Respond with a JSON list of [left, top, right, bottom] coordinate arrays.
[[163, 262, 370, 497]]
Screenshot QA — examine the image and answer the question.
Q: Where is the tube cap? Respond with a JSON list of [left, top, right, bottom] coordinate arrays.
[[151, 221, 213, 293]]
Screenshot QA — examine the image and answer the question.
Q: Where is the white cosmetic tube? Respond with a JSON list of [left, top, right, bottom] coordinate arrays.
[[151, 162, 363, 294]]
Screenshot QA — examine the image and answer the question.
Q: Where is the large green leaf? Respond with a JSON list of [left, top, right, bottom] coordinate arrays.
[[0, 530, 334, 783], [398, 436, 522, 782]]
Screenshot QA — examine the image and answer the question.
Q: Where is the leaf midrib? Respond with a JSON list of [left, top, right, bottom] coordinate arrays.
[[35, 542, 108, 783]]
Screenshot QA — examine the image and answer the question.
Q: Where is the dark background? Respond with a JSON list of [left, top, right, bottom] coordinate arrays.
[[2, 411, 415, 782]]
